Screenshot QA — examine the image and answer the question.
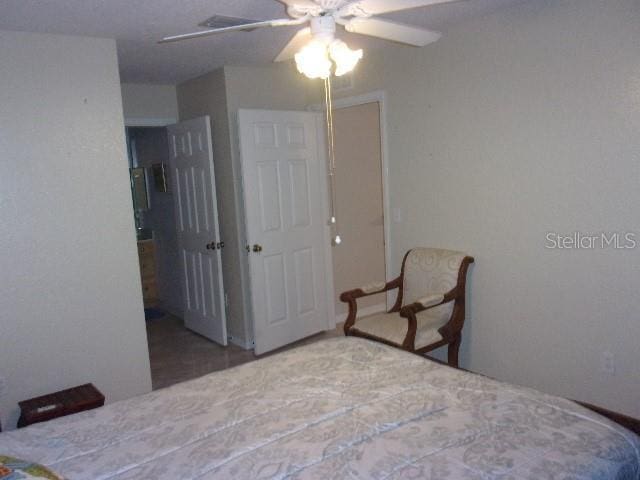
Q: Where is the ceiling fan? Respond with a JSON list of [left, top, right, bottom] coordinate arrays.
[[160, 0, 459, 79]]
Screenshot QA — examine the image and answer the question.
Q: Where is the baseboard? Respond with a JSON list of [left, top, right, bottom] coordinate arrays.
[[228, 335, 254, 350], [575, 401, 640, 436], [335, 302, 387, 325], [158, 302, 183, 319], [423, 356, 640, 436], [424, 355, 640, 435]]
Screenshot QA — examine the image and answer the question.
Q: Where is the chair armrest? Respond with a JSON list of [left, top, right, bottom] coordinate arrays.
[[399, 288, 457, 318], [398, 288, 459, 348], [340, 276, 400, 302], [341, 276, 401, 334], [417, 293, 445, 308]]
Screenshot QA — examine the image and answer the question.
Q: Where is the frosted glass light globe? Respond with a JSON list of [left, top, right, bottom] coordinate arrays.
[[329, 39, 363, 77], [295, 40, 331, 79]]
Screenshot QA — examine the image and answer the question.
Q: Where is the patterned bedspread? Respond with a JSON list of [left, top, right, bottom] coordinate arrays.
[[1, 337, 638, 479]]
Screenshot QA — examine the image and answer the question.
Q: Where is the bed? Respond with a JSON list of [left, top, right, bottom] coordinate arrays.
[[1, 337, 638, 479]]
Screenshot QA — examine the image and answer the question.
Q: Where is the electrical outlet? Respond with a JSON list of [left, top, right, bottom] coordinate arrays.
[[601, 351, 616, 375]]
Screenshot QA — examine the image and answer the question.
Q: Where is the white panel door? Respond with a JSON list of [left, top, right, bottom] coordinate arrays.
[[238, 109, 330, 355], [167, 116, 227, 345]]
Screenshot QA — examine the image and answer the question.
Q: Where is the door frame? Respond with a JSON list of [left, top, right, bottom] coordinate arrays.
[[123, 116, 185, 319], [314, 113, 338, 332], [124, 117, 177, 128], [309, 90, 393, 318]]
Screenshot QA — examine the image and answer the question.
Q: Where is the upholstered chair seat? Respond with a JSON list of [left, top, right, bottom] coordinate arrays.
[[340, 248, 474, 367], [348, 304, 452, 349]]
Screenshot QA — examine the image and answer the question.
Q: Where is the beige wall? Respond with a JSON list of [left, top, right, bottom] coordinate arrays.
[[307, 0, 640, 416], [176, 64, 321, 346], [331, 103, 386, 315], [175, 69, 248, 343], [178, 0, 640, 420], [223, 64, 313, 344], [0, 30, 152, 429], [121, 83, 178, 124], [224, 64, 310, 112]]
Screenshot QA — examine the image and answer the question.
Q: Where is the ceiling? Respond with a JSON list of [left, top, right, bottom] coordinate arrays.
[[0, 0, 526, 84]]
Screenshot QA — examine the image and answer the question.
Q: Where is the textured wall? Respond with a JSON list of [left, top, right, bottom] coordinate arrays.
[[0, 30, 152, 429], [223, 64, 312, 345], [305, 0, 640, 416], [121, 83, 178, 124], [176, 64, 312, 347], [176, 69, 242, 343], [175, 0, 640, 418]]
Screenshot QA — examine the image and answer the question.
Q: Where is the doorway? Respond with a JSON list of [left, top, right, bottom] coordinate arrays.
[[127, 126, 183, 318], [126, 121, 228, 389], [331, 100, 388, 321], [238, 109, 333, 355]]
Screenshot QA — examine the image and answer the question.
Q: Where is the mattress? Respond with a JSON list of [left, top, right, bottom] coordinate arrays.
[[1, 337, 638, 479]]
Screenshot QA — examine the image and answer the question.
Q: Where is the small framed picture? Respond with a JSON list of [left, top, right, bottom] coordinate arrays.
[[152, 163, 170, 193]]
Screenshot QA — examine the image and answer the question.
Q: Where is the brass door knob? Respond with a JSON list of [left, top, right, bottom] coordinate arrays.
[[252, 244, 263, 253]]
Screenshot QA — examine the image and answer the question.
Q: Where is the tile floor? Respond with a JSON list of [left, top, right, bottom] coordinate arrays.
[[146, 315, 343, 390]]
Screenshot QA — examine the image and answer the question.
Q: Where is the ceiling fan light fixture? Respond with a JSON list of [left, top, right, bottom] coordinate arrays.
[[294, 37, 363, 79], [295, 39, 332, 79], [329, 39, 363, 77]]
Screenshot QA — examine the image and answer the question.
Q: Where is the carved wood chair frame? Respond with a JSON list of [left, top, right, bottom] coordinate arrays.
[[341, 250, 474, 367]]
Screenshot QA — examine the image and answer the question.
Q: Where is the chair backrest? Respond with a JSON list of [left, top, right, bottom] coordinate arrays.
[[402, 248, 468, 306]]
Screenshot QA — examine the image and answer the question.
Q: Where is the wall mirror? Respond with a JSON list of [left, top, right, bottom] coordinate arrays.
[[130, 167, 149, 211]]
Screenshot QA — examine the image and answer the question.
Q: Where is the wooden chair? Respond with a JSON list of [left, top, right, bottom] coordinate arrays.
[[341, 248, 474, 367]]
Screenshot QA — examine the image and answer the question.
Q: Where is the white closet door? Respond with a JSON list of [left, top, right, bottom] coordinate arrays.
[[167, 116, 227, 345], [238, 109, 331, 355]]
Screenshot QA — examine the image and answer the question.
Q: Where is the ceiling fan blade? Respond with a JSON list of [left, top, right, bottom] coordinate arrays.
[[276, 0, 320, 7], [274, 27, 312, 62], [345, 18, 441, 46], [159, 18, 297, 44], [349, 0, 460, 15]]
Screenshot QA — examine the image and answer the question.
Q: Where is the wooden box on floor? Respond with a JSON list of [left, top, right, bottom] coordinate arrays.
[[17, 383, 105, 428]]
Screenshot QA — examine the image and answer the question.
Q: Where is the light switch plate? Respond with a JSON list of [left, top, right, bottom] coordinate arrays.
[[392, 207, 403, 223]]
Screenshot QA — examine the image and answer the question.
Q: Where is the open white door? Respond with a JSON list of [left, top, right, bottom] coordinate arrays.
[[167, 116, 227, 345], [238, 109, 331, 355]]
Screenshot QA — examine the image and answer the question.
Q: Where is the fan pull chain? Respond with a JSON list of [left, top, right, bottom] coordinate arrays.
[[324, 76, 341, 245]]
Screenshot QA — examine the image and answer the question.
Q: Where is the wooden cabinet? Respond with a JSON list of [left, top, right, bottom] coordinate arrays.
[[137, 240, 158, 308]]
